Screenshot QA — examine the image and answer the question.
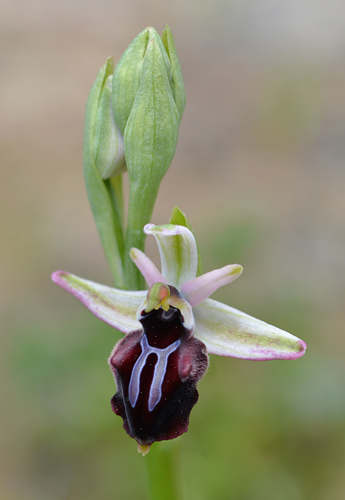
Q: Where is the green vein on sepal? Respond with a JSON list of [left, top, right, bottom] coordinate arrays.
[[170, 206, 203, 276]]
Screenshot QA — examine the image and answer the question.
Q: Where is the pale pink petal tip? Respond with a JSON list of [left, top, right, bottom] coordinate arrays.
[[182, 264, 243, 306], [291, 339, 307, 359], [51, 270, 89, 303], [251, 339, 307, 361], [51, 270, 86, 299], [51, 270, 68, 286]]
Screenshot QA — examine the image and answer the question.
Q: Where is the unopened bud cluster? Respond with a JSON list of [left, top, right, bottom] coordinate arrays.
[[83, 25, 186, 288], [90, 26, 185, 184]]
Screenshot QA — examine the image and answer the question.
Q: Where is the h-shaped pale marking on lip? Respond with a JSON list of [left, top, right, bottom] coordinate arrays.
[[128, 334, 181, 412]]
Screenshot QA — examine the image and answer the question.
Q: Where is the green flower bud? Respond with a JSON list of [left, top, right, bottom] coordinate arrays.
[[161, 25, 186, 121], [111, 26, 186, 289], [112, 27, 173, 134], [83, 56, 125, 288], [93, 74, 126, 179], [123, 29, 179, 195]]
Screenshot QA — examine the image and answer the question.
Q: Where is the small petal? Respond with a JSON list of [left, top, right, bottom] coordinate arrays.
[[51, 271, 146, 334], [193, 299, 306, 360], [181, 264, 243, 306], [129, 248, 167, 287], [144, 223, 197, 290]]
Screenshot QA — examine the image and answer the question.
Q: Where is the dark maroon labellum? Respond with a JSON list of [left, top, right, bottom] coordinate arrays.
[[109, 306, 208, 446]]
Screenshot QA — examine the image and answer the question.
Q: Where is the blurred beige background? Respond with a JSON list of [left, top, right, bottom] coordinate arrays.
[[1, 0, 345, 499]]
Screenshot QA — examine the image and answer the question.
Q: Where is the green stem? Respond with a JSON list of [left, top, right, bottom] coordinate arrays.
[[110, 175, 125, 229], [123, 183, 159, 290], [105, 175, 125, 266], [146, 442, 182, 500]]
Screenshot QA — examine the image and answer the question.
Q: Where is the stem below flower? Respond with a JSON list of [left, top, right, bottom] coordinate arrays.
[[106, 175, 125, 265], [123, 183, 159, 290], [146, 441, 182, 500]]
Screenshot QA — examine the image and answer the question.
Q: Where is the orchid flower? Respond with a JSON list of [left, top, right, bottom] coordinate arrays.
[[52, 223, 306, 455]]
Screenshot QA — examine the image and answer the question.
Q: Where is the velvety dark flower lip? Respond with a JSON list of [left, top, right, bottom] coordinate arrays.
[[109, 295, 208, 450], [51, 223, 306, 454]]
